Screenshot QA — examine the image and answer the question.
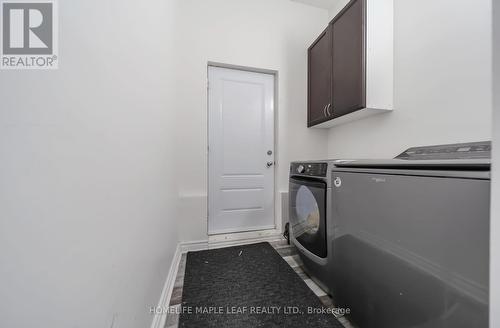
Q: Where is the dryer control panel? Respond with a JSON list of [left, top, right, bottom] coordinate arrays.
[[290, 163, 328, 177]]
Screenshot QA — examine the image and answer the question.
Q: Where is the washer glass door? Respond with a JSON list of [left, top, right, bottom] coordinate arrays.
[[289, 177, 327, 258]]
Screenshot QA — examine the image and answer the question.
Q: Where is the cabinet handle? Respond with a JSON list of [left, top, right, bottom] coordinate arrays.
[[326, 103, 332, 116], [323, 104, 328, 117]]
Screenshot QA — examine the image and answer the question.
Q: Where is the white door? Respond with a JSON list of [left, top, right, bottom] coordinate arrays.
[[208, 66, 275, 235]]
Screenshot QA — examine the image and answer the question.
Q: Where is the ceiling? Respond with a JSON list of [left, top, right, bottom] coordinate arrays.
[[290, 0, 339, 10]]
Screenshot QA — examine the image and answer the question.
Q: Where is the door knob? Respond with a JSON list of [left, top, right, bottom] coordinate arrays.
[[267, 161, 274, 168]]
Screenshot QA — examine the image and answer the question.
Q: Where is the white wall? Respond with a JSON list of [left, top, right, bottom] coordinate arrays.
[[491, 0, 499, 325], [0, 1, 179, 327], [172, 0, 330, 242], [327, 0, 492, 158]]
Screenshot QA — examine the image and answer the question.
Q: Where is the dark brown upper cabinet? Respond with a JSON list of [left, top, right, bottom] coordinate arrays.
[[308, 0, 394, 128], [331, 0, 365, 118], [307, 26, 332, 127]]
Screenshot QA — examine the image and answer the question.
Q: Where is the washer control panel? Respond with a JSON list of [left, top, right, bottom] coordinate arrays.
[[396, 141, 491, 160]]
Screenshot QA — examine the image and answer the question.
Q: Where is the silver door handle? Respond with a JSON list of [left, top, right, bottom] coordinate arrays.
[[326, 103, 332, 116], [267, 161, 274, 168], [323, 104, 328, 117]]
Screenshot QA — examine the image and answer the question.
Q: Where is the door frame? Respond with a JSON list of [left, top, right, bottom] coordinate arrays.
[[207, 61, 280, 236]]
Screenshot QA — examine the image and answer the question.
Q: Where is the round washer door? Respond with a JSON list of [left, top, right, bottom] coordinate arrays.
[[296, 185, 321, 235], [289, 177, 327, 258]]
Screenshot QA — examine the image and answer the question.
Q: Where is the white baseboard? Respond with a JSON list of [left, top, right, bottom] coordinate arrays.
[[208, 230, 284, 249], [180, 230, 285, 253], [178, 232, 285, 253], [150, 232, 285, 328], [150, 244, 182, 328], [180, 239, 209, 253], [208, 225, 276, 235]]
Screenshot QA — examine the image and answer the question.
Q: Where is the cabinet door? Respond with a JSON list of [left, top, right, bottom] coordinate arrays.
[[308, 26, 332, 127], [331, 0, 366, 118]]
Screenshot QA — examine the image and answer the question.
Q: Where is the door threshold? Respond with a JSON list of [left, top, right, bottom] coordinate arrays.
[[208, 228, 283, 249]]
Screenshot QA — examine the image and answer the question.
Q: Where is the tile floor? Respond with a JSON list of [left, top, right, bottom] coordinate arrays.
[[165, 239, 356, 328]]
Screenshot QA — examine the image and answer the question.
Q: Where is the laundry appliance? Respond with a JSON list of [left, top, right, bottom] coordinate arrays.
[[329, 141, 491, 328], [288, 160, 347, 292]]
